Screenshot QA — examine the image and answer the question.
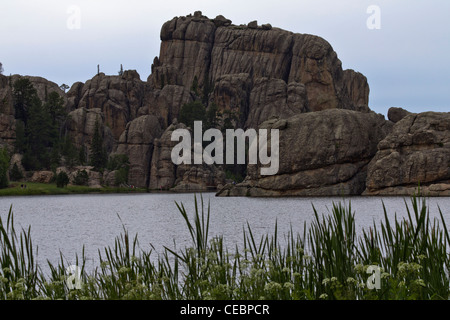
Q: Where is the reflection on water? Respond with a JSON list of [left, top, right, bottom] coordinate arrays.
[[0, 193, 449, 272]]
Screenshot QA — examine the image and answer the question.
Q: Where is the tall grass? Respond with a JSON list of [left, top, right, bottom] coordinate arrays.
[[0, 193, 449, 300]]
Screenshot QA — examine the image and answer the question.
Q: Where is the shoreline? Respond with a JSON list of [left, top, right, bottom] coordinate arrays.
[[1, 182, 450, 199]]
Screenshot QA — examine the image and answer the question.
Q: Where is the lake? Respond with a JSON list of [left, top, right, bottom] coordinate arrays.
[[1, 193, 449, 273]]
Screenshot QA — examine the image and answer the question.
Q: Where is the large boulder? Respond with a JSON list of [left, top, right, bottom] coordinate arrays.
[[115, 115, 163, 188], [364, 112, 450, 196], [387, 107, 414, 123], [217, 109, 393, 197]]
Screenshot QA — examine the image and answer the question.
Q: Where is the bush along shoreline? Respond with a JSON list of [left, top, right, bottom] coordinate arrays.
[[0, 192, 449, 300]]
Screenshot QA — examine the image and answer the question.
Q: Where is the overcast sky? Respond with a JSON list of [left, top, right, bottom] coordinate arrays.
[[1, 0, 449, 116]]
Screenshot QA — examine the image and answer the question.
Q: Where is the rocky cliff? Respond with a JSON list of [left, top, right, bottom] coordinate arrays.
[[364, 112, 450, 196], [61, 11, 373, 190], [149, 12, 370, 129], [2, 12, 448, 196], [217, 109, 392, 197], [0, 75, 16, 149]]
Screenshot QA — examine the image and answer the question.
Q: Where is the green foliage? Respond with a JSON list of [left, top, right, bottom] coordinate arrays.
[[190, 76, 199, 96], [206, 103, 219, 128], [225, 168, 244, 183], [14, 120, 26, 154], [78, 146, 87, 165], [178, 101, 206, 129], [107, 154, 130, 186], [62, 136, 78, 168], [202, 70, 214, 106], [12, 77, 37, 124], [44, 91, 66, 128], [106, 154, 129, 171], [73, 170, 89, 186], [9, 163, 23, 182], [55, 171, 69, 188], [89, 119, 107, 171], [114, 168, 129, 186], [12, 78, 68, 171], [0, 148, 9, 189]]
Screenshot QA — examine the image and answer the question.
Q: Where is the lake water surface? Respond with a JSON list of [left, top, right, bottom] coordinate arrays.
[[1, 193, 449, 273]]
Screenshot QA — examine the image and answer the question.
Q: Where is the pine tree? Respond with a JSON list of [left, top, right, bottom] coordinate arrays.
[[0, 148, 9, 188], [13, 77, 38, 125], [89, 118, 107, 170]]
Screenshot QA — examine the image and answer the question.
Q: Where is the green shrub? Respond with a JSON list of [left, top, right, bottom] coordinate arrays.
[[179, 101, 206, 129], [9, 163, 23, 181], [72, 170, 89, 186], [0, 148, 9, 189], [55, 171, 69, 188]]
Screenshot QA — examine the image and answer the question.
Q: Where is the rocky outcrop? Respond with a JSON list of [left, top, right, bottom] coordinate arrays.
[[144, 84, 193, 128], [10, 75, 67, 106], [217, 109, 393, 197], [56, 166, 103, 188], [65, 107, 115, 157], [8, 13, 431, 196], [245, 78, 308, 128], [150, 12, 370, 129], [115, 115, 163, 188], [364, 112, 450, 196], [149, 121, 225, 191], [0, 75, 16, 149], [387, 107, 414, 123], [30, 171, 54, 184], [66, 71, 149, 140]]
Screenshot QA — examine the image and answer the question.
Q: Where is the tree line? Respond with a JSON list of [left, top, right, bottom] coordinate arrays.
[[0, 77, 129, 188]]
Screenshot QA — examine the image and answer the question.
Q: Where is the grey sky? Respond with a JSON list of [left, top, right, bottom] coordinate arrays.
[[1, 0, 449, 117]]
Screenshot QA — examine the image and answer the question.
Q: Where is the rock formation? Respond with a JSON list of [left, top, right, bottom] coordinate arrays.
[[217, 109, 393, 197], [387, 107, 414, 123], [149, 121, 226, 191], [0, 75, 16, 150], [364, 112, 450, 196], [150, 12, 370, 125], [65, 71, 148, 140], [115, 115, 163, 188], [65, 107, 115, 156], [3, 12, 448, 196]]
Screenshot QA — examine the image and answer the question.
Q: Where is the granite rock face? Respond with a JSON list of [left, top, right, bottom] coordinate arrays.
[[364, 112, 450, 196], [0, 75, 16, 149], [65, 107, 115, 157], [149, 121, 226, 191], [115, 115, 163, 188], [11, 13, 444, 196], [66, 71, 148, 140], [217, 109, 393, 197], [387, 107, 414, 123], [150, 12, 370, 127], [9, 75, 67, 106]]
